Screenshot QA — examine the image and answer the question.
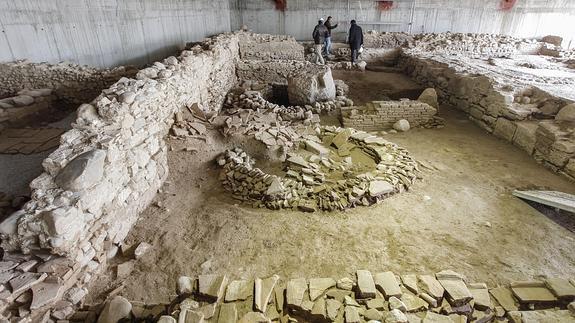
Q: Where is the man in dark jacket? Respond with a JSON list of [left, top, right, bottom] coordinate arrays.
[[323, 16, 338, 56], [312, 18, 328, 65], [348, 20, 363, 63]]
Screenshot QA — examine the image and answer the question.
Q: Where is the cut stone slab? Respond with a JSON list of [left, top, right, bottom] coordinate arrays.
[[238, 312, 271, 323], [177, 276, 195, 295], [367, 298, 386, 310], [419, 275, 445, 300], [305, 140, 330, 156], [286, 278, 307, 309], [512, 190, 575, 213], [55, 149, 106, 191], [385, 309, 408, 323], [344, 306, 361, 323], [336, 277, 354, 291], [331, 129, 352, 149], [489, 287, 518, 312], [520, 309, 575, 322], [469, 285, 492, 310], [97, 296, 132, 323], [225, 280, 252, 302], [368, 181, 394, 197], [309, 277, 336, 301], [422, 311, 452, 323], [180, 309, 204, 323], [326, 299, 342, 321], [255, 275, 279, 313], [402, 293, 429, 312], [287, 156, 308, 168], [364, 308, 383, 321], [435, 271, 472, 306], [326, 289, 352, 303], [401, 275, 419, 295], [344, 295, 360, 307], [274, 286, 285, 312], [198, 303, 216, 319], [545, 278, 575, 299], [389, 296, 407, 312], [510, 281, 557, 303], [310, 298, 327, 321], [356, 270, 377, 299], [374, 272, 402, 299], [198, 274, 228, 302], [10, 272, 47, 295], [30, 282, 63, 310]]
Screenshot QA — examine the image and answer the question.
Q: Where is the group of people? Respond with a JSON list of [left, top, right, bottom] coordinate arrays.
[[312, 16, 364, 65]]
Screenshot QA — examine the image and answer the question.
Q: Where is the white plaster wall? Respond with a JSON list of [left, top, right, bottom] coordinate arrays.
[[0, 0, 231, 67]]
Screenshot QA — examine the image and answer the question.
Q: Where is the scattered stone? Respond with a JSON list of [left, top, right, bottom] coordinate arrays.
[[423, 311, 452, 322], [368, 181, 394, 197], [393, 119, 410, 132], [402, 293, 429, 312], [545, 278, 575, 299], [344, 306, 361, 323], [286, 278, 307, 309], [117, 261, 135, 279], [30, 282, 62, 310], [310, 298, 327, 321], [326, 299, 342, 321], [180, 309, 204, 323], [489, 287, 519, 312], [158, 315, 177, 323], [419, 275, 445, 300], [326, 289, 352, 303], [198, 274, 228, 302], [344, 295, 360, 307], [331, 128, 352, 149], [337, 277, 354, 291], [510, 281, 557, 303], [468, 284, 491, 310], [199, 303, 217, 319], [356, 270, 377, 299], [255, 275, 279, 313], [367, 298, 386, 310], [435, 270, 472, 306], [225, 279, 252, 302], [364, 308, 383, 321], [374, 271, 402, 299], [389, 296, 407, 312], [10, 272, 47, 295], [556, 103, 575, 122], [97, 296, 132, 323], [177, 276, 195, 295], [134, 242, 152, 259], [418, 88, 439, 110], [309, 277, 336, 301], [305, 140, 330, 156], [401, 274, 419, 295], [384, 309, 408, 323], [238, 311, 271, 323]]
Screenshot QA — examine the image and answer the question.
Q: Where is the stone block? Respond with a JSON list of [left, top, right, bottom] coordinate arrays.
[[512, 121, 538, 154], [356, 270, 377, 299], [288, 66, 336, 105], [374, 271, 402, 299], [493, 118, 517, 142]]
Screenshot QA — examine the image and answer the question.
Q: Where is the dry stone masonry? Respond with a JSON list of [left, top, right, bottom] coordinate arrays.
[[82, 269, 575, 323], [217, 127, 418, 212]]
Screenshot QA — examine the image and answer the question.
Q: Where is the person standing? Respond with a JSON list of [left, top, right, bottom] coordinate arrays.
[[312, 18, 328, 65], [323, 16, 338, 56], [348, 20, 364, 63]]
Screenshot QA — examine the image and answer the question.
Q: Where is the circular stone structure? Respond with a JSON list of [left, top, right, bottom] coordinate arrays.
[[217, 126, 419, 212]]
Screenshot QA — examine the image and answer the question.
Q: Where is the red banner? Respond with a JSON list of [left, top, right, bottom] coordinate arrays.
[[377, 1, 394, 11], [500, 0, 517, 10]]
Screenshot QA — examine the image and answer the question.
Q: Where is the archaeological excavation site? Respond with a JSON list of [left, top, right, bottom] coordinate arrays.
[[1, 1, 575, 322]]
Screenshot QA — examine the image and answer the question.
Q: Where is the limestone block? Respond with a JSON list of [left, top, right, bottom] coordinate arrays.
[[55, 149, 106, 191], [288, 67, 336, 105], [42, 207, 85, 245], [418, 88, 439, 110], [493, 118, 517, 142], [556, 103, 575, 122]]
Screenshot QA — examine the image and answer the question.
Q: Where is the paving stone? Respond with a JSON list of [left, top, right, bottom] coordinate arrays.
[[286, 278, 307, 309], [326, 299, 342, 321], [419, 275, 445, 300], [422, 311, 452, 323], [198, 274, 228, 302], [97, 296, 132, 323], [364, 308, 383, 321], [326, 289, 352, 303], [469, 285, 491, 310], [384, 309, 408, 323], [336, 277, 354, 291], [30, 282, 63, 309], [344, 295, 360, 307], [305, 140, 330, 156], [520, 309, 575, 322], [435, 271, 472, 306], [401, 293, 429, 312], [374, 271, 402, 299], [368, 180, 394, 197], [545, 278, 575, 299], [472, 310, 495, 323], [401, 274, 419, 294], [310, 298, 327, 321], [308, 277, 336, 301], [510, 281, 557, 303], [331, 129, 352, 149], [344, 306, 361, 323], [489, 287, 518, 312], [356, 270, 377, 299], [238, 311, 270, 323], [366, 298, 386, 310], [389, 296, 407, 312], [255, 275, 279, 313], [9, 272, 47, 295], [225, 279, 253, 302]]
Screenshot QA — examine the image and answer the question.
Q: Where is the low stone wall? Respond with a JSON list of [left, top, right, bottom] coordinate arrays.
[[238, 33, 304, 61], [0, 61, 136, 105], [0, 89, 55, 125], [236, 60, 311, 85], [0, 32, 244, 321], [398, 53, 575, 180], [342, 100, 437, 131]]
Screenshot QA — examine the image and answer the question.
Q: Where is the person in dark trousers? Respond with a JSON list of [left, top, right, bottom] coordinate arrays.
[[348, 20, 363, 63], [323, 16, 338, 56], [312, 18, 328, 65]]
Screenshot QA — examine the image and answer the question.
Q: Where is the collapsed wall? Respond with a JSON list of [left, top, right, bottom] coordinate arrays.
[[0, 62, 137, 105], [0, 32, 242, 321], [398, 54, 575, 181]]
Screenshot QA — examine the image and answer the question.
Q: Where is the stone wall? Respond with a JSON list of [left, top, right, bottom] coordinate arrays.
[[398, 54, 575, 181], [0, 32, 243, 321], [342, 100, 437, 131], [238, 34, 304, 61], [236, 60, 313, 85], [0, 62, 137, 104], [0, 89, 55, 126]]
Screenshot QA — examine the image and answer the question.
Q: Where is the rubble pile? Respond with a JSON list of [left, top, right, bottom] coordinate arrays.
[[217, 127, 418, 212], [0, 88, 56, 125], [85, 270, 575, 323], [0, 61, 136, 104]]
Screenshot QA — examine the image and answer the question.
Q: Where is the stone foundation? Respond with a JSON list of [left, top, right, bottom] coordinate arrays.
[[342, 100, 438, 131]]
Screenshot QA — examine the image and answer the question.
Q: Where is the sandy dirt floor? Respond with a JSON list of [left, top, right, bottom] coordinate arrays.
[[86, 71, 575, 305]]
